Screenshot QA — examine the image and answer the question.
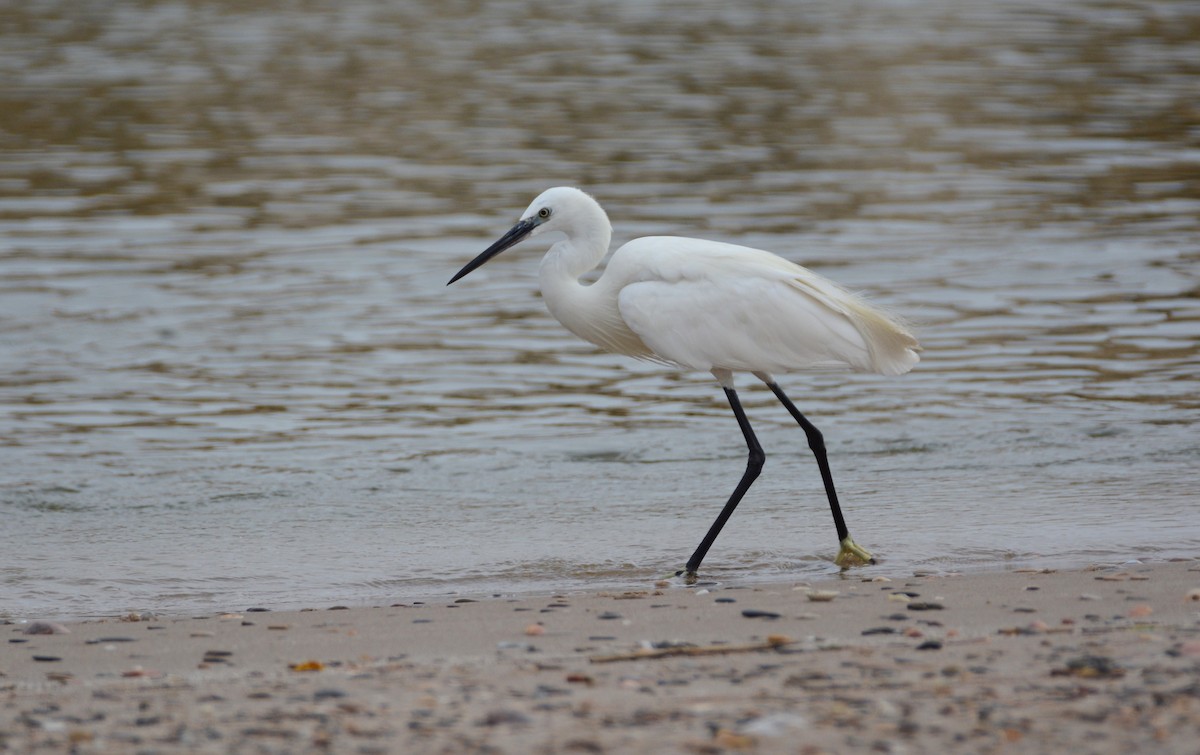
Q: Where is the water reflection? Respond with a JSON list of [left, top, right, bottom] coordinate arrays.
[[1, 0, 1197, 618]]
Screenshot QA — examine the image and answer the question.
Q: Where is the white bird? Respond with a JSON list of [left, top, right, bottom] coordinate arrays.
[[449, 187, 920, 574]]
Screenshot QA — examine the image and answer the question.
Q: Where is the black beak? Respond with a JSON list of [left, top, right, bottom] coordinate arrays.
[[448, 217, 537, 285]]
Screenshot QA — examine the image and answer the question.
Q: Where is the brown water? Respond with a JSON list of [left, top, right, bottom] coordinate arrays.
[[2, 0, 1198, 619]]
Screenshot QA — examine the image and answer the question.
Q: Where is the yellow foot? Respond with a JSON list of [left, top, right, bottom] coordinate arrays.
[[667, 568, 698, 584], [834, 536, 876, 568]]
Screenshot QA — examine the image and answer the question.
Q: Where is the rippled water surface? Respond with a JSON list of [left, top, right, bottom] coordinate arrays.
[[2, 1, 1198, 619]]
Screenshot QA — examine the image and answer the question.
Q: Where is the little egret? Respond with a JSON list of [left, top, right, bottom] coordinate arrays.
[[449, 187, 919, 575]]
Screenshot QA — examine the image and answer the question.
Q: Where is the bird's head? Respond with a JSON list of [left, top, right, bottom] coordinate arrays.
[[447, 187, 601, 285]]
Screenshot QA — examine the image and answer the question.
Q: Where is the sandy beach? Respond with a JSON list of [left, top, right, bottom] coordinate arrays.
[[4, 560, 1199, 754]]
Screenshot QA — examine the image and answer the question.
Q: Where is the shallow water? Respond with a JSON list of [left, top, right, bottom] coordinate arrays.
[[2, 0, 1198, 620]]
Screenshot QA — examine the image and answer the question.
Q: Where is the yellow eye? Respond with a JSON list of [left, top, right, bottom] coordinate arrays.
[[538, 207, 551, 219]]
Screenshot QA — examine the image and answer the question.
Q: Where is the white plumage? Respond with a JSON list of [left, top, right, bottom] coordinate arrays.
[[449, 186, 920, 574]]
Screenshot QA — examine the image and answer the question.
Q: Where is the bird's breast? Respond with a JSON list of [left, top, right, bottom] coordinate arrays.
[[539, 273, 658, 362]]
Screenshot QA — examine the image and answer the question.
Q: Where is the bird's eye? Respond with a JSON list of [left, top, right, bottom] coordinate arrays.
[[538, 207, 552, 219]]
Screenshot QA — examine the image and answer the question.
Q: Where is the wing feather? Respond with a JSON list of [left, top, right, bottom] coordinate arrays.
[[610, 237, 919, 376]]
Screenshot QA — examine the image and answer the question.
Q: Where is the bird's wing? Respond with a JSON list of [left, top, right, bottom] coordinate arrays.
[[612, 237, 919, 376]]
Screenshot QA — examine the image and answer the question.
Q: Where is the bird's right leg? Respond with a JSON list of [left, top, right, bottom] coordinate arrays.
[[680, 384, 765, 577]]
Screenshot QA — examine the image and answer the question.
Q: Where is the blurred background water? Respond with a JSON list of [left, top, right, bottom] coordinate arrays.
[[1, 0, 1197, 620]]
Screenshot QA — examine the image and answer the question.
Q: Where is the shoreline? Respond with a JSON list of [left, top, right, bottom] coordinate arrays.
[[4, 559, 1199, 753], [13, 549, 1197, 626]]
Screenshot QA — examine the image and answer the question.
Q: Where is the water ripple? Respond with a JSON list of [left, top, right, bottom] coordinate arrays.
[[1, 0, 1197, 619]]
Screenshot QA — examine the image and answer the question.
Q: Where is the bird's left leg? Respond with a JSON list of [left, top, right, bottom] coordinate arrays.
[[758, 375, 875, 568], [678, 372, 766, 578]]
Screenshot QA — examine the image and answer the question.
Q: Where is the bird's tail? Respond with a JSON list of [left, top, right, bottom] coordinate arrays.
[[843, 297, 921, 376]]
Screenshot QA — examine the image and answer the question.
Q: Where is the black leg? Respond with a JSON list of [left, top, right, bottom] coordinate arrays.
[[684, 387, 765, 575], [767, 382, 874, 565]]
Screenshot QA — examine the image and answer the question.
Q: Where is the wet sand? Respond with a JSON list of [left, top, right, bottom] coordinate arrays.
[[4, 561, 1199, 754]]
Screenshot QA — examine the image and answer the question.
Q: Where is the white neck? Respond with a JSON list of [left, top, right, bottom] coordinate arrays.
[[535, 215, 651, 359], [536, 190, 611, 307], [538, 229, 609, 337]]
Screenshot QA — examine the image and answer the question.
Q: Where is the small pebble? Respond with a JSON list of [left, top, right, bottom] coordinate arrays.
[[714, 729, 756, 750], [23, 621, 70, 635], [907, 602, 944, 611], [741, 609, 781, 619], [289, 660, 324, 672], [597, 612, 622, 620], [524, 624, 545, 636], [806, 590, 839, 602], [1127, 604, 1153, 618], [481, 709, 531, 726], [916, 640, 943, 650], [86, 637, 136, 644], [1185, 588, 1200, 602], [1055, 655, 1124, 679]]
